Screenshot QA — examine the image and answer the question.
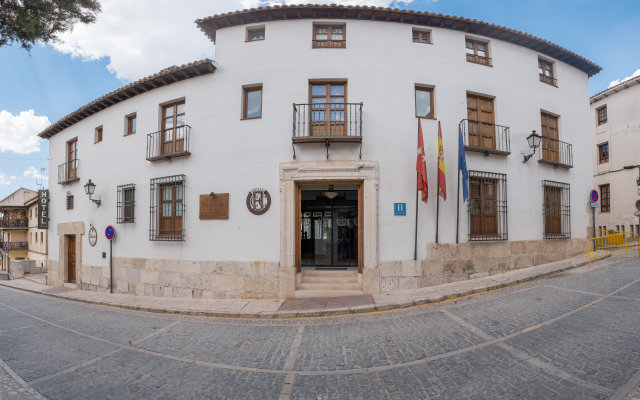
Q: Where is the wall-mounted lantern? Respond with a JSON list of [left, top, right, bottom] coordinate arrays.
[[522, 130, 542, 163], [83, 179, 101, 207]]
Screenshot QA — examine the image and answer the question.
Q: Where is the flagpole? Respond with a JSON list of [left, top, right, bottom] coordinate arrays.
[[414, 171, 418, 261], [456, 122, 461, 244], [435, 122, 440, 244]]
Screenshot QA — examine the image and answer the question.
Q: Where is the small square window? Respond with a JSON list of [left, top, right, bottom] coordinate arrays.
[[598, 142, 609, 164], [246, 26, 265, 42], [412, 29, 431, 44], [94, 126, 103, 143], [313, 24, 346, 48], [465, 38, 491, 66], [538, 58, 557, 86], [125, 113, 136, 136], [242, 85, 262, 119], [597, 105, 607, 125], [415, 86, 434, 119]]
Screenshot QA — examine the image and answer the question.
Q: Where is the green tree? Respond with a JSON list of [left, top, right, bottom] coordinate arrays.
[[0, 0, 101, 50]]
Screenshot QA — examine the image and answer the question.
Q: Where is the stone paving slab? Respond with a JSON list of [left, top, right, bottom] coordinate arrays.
[[0, 254, 603, 319]]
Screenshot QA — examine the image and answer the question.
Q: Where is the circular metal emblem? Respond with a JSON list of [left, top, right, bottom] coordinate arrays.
[[88, 226, 97, 246], [246, 188, 271, 215]]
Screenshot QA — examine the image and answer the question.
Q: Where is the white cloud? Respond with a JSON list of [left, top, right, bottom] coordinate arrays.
[[608, 69, 640, 88], [0, 171, 12, 185], [23, 167, 48, 183], [0, 110, 50, 154], [52, 0, 412, 82]]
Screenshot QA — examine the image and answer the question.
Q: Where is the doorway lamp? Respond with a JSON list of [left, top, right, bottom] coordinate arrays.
[[522, 130, 542, 163], [83, 179, 101, 207]]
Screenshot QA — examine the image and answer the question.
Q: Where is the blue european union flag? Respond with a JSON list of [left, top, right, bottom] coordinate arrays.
[[458, 127, 469, 202]]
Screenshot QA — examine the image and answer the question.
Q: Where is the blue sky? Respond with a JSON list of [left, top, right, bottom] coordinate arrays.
[[0, 0, 638, 201]]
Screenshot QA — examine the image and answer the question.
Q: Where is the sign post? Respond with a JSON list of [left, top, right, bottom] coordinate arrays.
[[636, 200, 640, 236], [590, 190, 599, 250], [105, 226, 115, 293]]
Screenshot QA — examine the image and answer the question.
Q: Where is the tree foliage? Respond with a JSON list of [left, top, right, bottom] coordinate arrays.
[[0, 0, 101, 50]]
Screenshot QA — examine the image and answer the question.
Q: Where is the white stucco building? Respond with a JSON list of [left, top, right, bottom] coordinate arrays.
[[591, 75, 640, 234], [40, 5, 601, 299]]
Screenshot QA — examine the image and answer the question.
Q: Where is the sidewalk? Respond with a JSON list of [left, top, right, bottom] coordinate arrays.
[[0, 254, 596, 318]]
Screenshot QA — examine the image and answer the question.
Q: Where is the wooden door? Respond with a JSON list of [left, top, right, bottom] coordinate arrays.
[[310, 83, 346, 137], [541, 113, 559, 162], [66, 139, 78, 180], [159, 183, 183, 238], [467, 94, 495, 149], [469, 177, 497, 236], [162, 102, 185, 155], [544, 186, 561, 235], [67, 235, 76, 282]]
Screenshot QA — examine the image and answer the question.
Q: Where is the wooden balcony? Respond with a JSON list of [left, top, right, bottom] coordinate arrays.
[[460, 119, 510, 156]]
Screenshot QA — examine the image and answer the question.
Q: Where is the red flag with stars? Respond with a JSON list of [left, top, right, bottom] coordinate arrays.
[[417, 119, 428, 203]]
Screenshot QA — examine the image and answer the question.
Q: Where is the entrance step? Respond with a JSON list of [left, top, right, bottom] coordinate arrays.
[[299, 269, 362, 293], [297, 282, 362, 291], [294, 289, 365, 298], [63, 282, 77, 289]]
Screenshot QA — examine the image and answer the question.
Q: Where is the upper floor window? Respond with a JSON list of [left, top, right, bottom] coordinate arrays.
[[412, 28, 431, 44], [162, 100, 186, 154], [540, 112, 559, 162], [58, 137, 79, 184], [415, 85, 434, 119], [125, 113, 136, 136], [94, 125, 103, 143], [466, 93, 495, 150], [598, 142, 609, 163], [310, 82, 346, 137], [242, 85, 262, 119], [538, 58, 557, 86], [246, 25, 265, 42], [596, 105, 607, 125], [600, 184, 610, 213], [465, 38, 491, 66], [313, 24, 346, 48]]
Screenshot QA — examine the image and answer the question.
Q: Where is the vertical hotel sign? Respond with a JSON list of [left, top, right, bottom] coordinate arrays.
[[37, 190, 49, 229]]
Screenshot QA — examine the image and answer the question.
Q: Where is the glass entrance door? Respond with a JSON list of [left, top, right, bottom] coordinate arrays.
[[301, 189, 358, 267]]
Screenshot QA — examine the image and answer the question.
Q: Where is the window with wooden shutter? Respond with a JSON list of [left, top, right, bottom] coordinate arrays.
[[542, 180, 571, 239], [150, 175, 185, 241], [468, 171, 507, 241], [466, 93, 495, 150]]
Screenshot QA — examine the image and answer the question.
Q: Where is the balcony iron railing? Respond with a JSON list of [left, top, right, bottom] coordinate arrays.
[[539, 137, 573, 168], [459, 119, 510, 156], [539, 74, 558, 87], [58, 159, 79, 184], [466, 54, 492, 66], [292, 102, 363, 159], [146, 125, 191, 161], [0, 219, 27, 229], [0, 241, 28, 251]]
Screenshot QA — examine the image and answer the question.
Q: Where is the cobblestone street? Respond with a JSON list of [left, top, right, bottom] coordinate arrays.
[[1, 255, 639, 399]]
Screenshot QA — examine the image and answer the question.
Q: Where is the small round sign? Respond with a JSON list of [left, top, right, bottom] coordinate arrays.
[[88, 226, 97, 246], [636, 199, 640, 211], [105, 225, 115, 240], [590, 190, 599, 203]]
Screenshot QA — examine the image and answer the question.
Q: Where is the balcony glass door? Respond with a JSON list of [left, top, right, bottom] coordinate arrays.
[[162, 102, 185, 155], [310, 83, 346, 137]]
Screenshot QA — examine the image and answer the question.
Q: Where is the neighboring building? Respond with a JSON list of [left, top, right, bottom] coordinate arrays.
[[26, 194, 49, 269], [591, 75, 640, 234], [39, 5, 600, 299], [0, 188, 37, 273]]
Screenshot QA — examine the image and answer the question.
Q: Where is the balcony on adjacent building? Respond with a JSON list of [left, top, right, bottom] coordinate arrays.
[[0, 241, 28, 251], [292, 102, 363, 159], [460, 119, 511, 156], [57, 159, 79, 184], [0, 219, 27, 229], [146, 125, 191, 161], [539, 137, 573, 168]]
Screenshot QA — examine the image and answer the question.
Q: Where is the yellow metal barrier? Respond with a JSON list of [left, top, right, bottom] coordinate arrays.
[[588, 229, 640, 267]]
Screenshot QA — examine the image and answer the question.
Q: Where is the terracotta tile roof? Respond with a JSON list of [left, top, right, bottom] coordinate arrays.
[[38, 59, 217, 139], [590, 75, 640, 103], [195, 4, 601, 77]]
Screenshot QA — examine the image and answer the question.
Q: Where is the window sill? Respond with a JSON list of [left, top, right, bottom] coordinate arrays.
[[416, 115, 436, 120], [241, 116, 262, 121], [245, 38, 265, 43], [466, 54, 492, 67], [412, 42, 433, 45], [124, 132, 135, 137], [312, 40, 346, 49], [59, 177, 80, 185]]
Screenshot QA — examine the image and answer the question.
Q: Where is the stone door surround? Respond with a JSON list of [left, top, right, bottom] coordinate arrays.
[[279, 161, 379, 297]]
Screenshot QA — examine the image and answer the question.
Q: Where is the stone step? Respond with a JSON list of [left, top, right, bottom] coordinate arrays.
[[301, 275, 359, 284], [300, 269, 359, 278], [294, 289, 365, 298], [297, 282, 362, 291]]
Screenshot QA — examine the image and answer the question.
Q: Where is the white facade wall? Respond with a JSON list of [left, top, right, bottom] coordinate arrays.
[[47, 17, 592, 297], [591, 81, 640, 233]]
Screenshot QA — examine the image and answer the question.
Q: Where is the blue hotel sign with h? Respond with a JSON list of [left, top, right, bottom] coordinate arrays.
[[394, 203, 406, 216]]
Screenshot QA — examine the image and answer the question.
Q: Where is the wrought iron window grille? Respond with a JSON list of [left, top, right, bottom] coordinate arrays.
[[467, 170, 508, 241], [149, 175, 185, 241], [542, 180, 571, 239], [117, 183, 136, 223]]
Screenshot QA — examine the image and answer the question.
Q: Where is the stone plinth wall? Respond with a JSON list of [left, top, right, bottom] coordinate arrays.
[[379, 238, 586, 293], [75, 258, 280, 299]]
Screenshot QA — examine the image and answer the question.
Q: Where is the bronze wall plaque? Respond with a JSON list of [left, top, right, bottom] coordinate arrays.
[[199, 193, 229, 219]]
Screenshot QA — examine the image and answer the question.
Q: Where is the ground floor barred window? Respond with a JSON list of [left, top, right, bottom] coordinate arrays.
[[468, 170, 507, 241], [542, 180, 571, 239], [117, 184, 136, 223], [149, 175, 185, 241]]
